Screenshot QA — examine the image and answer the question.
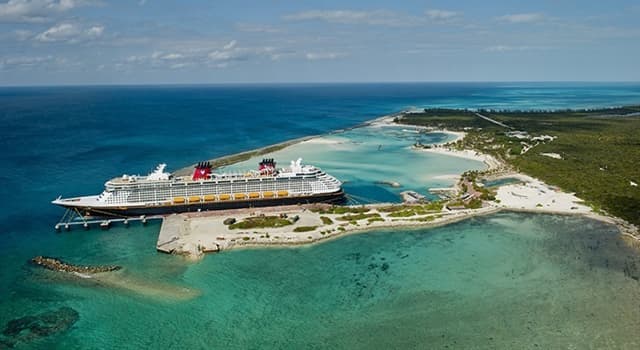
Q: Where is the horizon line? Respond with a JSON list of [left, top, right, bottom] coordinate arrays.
[[2, 80, 640, 89]]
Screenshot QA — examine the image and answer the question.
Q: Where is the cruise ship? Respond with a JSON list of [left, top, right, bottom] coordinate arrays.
[[52, 158, 344, 217]]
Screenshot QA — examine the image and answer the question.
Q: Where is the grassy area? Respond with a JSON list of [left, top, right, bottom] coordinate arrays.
[[336, 213, 381, 221], [379, 202, 444, 217], [399, 107, 640, 225], [293, 226, 317, 232], [312, 206, 370, 215], [229, 216, 292, 230], [368, 217, 385, 223], [320, 216, 333, 225], [378, 202, 444, 213]]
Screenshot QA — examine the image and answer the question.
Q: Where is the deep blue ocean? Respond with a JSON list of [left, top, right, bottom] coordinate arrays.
[[1, 82, 640, 349]]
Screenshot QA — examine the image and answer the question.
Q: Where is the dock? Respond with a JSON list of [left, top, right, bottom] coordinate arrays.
[[54, 208, 162, 231], [428, 187, 458, 199], [156, 214, 191, 254]]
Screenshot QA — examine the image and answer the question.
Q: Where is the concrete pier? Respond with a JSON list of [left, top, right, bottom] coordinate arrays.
[[54, 213, 162, 231]]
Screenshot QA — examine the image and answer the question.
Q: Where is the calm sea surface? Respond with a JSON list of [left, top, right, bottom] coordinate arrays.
[[1, 83, 639, 349]]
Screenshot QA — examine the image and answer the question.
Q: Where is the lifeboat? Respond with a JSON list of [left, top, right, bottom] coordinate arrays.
[[263, 191, 274, 198], [189, 196, 201, 203], [234, 193, 247, 200], [218, 194, 231, 201], [173, 197, 185, 204], [277, 190, 288, 197], [203, 194, 215, 202], [248, 192, 260, 199]]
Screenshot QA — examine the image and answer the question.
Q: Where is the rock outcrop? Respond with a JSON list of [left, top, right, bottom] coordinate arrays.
[[30, 256, 121, 274]]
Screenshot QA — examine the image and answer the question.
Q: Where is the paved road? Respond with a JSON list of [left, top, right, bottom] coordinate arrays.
[[475, 112, 513, 129]]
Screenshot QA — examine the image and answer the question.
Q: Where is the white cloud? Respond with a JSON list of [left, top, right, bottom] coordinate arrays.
[[0, 0, 95, 23], [3, 55, 54, 66], [0, 54, 71, 71], [425, 9, 459, 21], [86, 25, 103, 37], [283, 9, 421, 27], [169, 63, 188, 69], [305, 52, 346, 60], [160, 53, 183, 60], [222, 40, 236, 50], [35, 22, 104, 43], [35, 22, 77, 41], [120, 41, 278, 70], [207, 48, 247, 65], [498, 13, 545, 24]]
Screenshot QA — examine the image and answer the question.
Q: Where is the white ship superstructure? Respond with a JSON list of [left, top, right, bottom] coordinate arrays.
[[52, 158, 344, 217]]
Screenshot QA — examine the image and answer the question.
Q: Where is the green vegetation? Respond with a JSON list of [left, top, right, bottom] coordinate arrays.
[[388, 209, 418, 217], [399, 106, 640, 225], [410, 216, 438, 222], [336, 213, 381, 221], [367, 217, 385, 223], [465, 198, 483, 209], [312, 206, 370, 215], [379, 201, 444, 214], [459, 171, 495, 201], [294, 226, 317, 232], [379, 202, 444, 217], [229, 216, 292, 230], [319, 216, 333, 225]]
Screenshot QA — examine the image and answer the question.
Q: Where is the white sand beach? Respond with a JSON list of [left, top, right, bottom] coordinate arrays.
[[493, 173, 591, 214], [417, 146, 503, 171]]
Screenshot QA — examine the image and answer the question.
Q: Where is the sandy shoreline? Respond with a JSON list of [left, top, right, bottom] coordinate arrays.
[[156, 166, 638, 259], [157, 110, 638, 259], [157, 198, 638, 260], [417, 147, 503, 171]]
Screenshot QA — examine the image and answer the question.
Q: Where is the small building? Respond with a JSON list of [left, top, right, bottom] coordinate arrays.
[[505, 130, 529, 139]]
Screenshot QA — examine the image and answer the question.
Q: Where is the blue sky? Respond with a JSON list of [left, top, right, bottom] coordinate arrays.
[[1, 0, 639, 85]]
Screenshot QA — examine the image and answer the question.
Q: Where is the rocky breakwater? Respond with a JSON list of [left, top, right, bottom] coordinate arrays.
[[31, 256, 121, 274]]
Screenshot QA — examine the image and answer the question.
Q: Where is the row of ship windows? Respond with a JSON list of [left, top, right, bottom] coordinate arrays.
[[108, 176, 322, 191], [105, 180, 320, 203]]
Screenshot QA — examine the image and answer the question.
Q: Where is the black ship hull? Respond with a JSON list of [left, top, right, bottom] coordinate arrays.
[[58, 190, 345, 218]]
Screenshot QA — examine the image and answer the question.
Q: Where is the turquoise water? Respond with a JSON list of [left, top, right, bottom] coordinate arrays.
[[225, 125, 483, 203], [1, 83, 640, 348], [10, 213, 640, 349]]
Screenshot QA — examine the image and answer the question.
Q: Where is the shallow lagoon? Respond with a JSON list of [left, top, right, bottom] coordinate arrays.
[[224, 124, 484, 203]]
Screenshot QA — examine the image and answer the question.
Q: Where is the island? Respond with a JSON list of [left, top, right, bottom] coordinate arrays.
[[153, 108, 640, 259]]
